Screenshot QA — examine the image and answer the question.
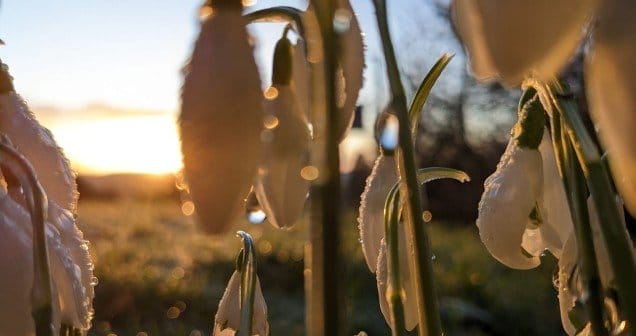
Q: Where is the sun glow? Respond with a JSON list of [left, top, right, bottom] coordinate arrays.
[[49, 115, 182, 175]]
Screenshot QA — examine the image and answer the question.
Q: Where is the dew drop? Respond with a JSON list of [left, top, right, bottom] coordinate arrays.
[[333, 8, 352, 33], [422, 210, 433, 222], [263, 86, 279, 100], [375, 112, 399, 152], [90, 276, 99, 286], [245, 188, 266, 224], [263, 115, 279, 129], [300, 165, 319, 181], [198, 5, 214, 21], [181, 201, 195, 216]]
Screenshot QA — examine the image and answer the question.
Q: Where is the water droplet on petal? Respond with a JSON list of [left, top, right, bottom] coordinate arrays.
[[300, 165, 319, 181], [245, 188, 266, 224], [333, 8, 352, 33], [263, 86, 279, 100], [375, 112, 399, 152], [198, 5, 214, 21], [263, 115, 279, 129]]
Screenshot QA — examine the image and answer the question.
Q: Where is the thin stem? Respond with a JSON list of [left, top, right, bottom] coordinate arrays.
[[307, 1, 343, 335], [385, 186, 407, 335], [244, 6, 306, 49], [0, 141, 53, 336], [373, 1, 442, 335], [546, 85, 636, 328]]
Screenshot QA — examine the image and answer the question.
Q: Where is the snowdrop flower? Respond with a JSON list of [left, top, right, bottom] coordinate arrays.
[[0, 62, 78, 214], [180, 0, 263, 234], [0, 177, 94, 335], [254, 35, 311, 229], [299, 1, 365, 143], [452, 0, 636, 217], [477, 95, 573, 269], [358, 152, 398, 272], [0, 61, 93, 334], [213, 271, 269, 336]]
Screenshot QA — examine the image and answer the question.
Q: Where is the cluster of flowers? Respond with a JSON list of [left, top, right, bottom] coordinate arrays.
[[453, 0, 636, 334], [0, 62, 94, 334], [178, 1, 363, 334]]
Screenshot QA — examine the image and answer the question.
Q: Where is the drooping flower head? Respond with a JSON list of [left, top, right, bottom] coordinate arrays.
[[452, 0, 636, 217], [180, 0, 263, 234], [0, 61, 94, 335], [213, 271, 269, 336], [477, 93, 574, 269], [254, 31, 311, 229]]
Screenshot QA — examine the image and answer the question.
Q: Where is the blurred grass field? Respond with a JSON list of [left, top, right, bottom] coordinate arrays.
[[78, 199, 565, 336]]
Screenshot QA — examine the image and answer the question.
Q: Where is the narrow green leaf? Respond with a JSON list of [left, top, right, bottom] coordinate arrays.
[[408, 54, 453, 134], [416, 167, 470, 184]]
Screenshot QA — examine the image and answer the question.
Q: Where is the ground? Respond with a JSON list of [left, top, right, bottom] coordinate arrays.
[[78, 199, 564, 336]]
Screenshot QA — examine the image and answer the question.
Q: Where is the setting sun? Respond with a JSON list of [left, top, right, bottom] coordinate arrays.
[[47, 115, 182, 175]]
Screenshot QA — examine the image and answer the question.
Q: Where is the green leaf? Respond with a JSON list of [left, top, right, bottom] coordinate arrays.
[[408, 54, 453, 134], [416, 167, 470, 184]]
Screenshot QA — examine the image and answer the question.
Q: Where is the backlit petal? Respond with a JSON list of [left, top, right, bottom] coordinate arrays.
[[452, 0, 597, 85], [477, 140, 542, 269], [358, 154, 398, 273], [180, 2, 263, 234], [255, 85, 310, 229], [586, 0, 636, 216]]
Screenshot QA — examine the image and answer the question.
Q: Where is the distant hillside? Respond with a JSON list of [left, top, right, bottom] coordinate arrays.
[[77, 173, 179, 201]]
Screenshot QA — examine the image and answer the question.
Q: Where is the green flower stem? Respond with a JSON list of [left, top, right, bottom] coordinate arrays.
[[236, 231, 257, 336], [373, 1, 442, 335], [560, 131, 608, 336], [0, 141, 53, 336], [308, 1, 343, 335], [385, 186, 407, 336], [244, 6, 306, 46], [547, 84, 636, 330]]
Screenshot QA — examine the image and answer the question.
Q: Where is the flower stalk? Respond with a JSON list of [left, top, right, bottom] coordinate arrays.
[[308, 1, 343, 335], [384, 186, 407, 335], [0, 139, 53, 336], [372, 1, 443, 335]]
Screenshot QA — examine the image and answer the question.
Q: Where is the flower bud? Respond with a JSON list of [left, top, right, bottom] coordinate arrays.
[[180, 1, 263, 234], [213, 271, 269, 336]]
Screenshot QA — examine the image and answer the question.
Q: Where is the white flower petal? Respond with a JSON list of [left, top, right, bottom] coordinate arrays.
[[0, 91, 78, 213], [214, 271, 269, 336], [586, 0, 636, 216], [376, 236, 418, 331], [538, 131, 574, 258], [0, 188, 92, 335], [358, 154, 398, 273], [477, 140, 542, 269], [452, 0, 597, 84], [336, 1, 365, 142], [180, 3, 263, 234], [255, 85, 310, 229], [292, 40, 310, 125]]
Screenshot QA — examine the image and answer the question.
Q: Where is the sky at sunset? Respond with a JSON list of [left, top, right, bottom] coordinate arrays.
[[0, 0, 387, 174]]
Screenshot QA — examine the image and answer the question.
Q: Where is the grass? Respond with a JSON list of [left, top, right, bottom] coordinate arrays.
[[78, 199, 564, 335]]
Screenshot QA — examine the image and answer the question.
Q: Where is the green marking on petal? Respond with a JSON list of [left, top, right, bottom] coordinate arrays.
[[514, 95, 546, 149]]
